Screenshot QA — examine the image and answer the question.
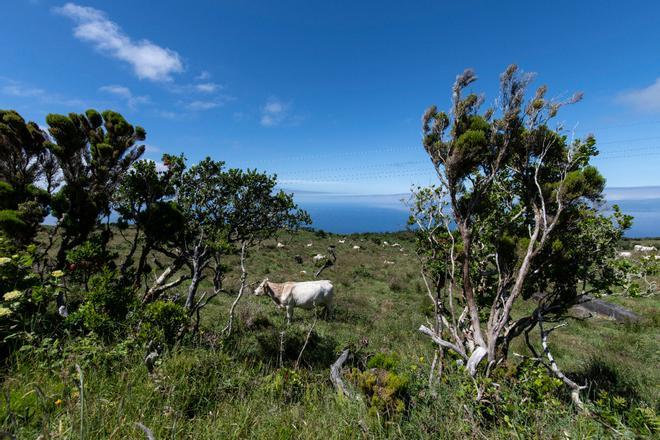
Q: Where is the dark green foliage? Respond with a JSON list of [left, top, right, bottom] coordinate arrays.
[[46, 109, 145, 265], [140, 300, 187, 345], [349, 352, 411, 418], [0, 110, 55, 244], [65, 236, 117, 288], [68, 268, 136, 338]]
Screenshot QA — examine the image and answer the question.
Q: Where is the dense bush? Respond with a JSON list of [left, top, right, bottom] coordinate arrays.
[[140, 300, 188, 345], [348, 352, 412, 418], [68, 268, 136, 338]]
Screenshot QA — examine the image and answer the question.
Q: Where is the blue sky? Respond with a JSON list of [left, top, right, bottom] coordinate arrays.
[[2, 0, 660, 197]]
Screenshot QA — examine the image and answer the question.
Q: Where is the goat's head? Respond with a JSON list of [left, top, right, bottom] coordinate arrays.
[[253, 278, 270, 296]]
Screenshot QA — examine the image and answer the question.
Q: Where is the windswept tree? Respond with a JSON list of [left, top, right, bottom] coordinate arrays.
[[141, 157, 310, 325], [411, 65, 630, 407], [0, 110, 58, 245], [46, 110, 145, 265], [115, 155, 185, 286]]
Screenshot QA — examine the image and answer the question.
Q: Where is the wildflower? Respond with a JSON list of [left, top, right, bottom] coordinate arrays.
[[0, 257, 10, 265], [3, 290, 22, 301], [51, 270, 65, 278], [54, 399, 63, 406], [0, 307, 12, 318], [419, 356, 425, 363]]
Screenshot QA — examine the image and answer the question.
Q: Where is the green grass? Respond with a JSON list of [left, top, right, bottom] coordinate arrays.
[[2, 230, 658, 438]]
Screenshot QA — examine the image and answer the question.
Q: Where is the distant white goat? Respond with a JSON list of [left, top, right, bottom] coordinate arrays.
[[313, 254, 326, 262], [618, 251, 632, 258], [634, 245, 657, 252], [353, 245, 361, 250], [276, 242, 285, 248], [306, 242, 313, 247]]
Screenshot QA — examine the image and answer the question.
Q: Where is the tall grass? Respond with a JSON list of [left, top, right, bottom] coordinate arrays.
[[2, 230, 658, 438]]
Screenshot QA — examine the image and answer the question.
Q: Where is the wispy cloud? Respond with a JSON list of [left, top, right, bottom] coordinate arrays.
[[54, 3, 183, 82], [168, 82, 223, 95], [260, 97, 302, 127], [617, 78, 660, 113], [186, 100, 221, 111], [196, 71, 211, 81], [1, 82, 45, 97], [99, 85, 150, 109], [195, 82, 221, 93], [0, 78, 84, 107], [183, 94, 234, 111]]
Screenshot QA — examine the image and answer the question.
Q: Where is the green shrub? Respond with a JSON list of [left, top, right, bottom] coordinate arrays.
[[367, 351, 400, 370], [349, 367, 410, 418], [65, 236, 115, 287], [141, 300, 188, 345], [348, 351, 411, 418], [264, 367, 307, 403], [68, 268, 136, 338]]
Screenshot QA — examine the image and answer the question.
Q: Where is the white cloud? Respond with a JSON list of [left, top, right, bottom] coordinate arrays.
[[186, 100, 220, 111], [1, 83, 45, 97], [260, 97, 289, 127], [0, 78, 84, 107], [157, 110, 178, 119], [260, 97, 304, 127], [195, 82, 221, 93], [196, 70, 211, 81], [99, 85, 149, 109], [618, 78, 660, 113], [54, 3, 183, 82], [184, 94, 234, 111]]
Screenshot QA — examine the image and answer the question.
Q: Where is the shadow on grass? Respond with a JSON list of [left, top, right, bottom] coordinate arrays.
[[225, 311, 339, 369], [569, 357, 642, 404]]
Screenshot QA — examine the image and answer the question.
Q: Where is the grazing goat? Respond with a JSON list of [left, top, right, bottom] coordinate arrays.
[[634, 245, 657, 252], [254, 278, 334, 323]]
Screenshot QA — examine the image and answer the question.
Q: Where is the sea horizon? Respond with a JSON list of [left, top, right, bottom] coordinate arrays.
[[294, 186, 660, 238]]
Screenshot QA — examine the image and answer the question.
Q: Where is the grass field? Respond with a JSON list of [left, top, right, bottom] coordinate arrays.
[[1, 229, 658, 438]]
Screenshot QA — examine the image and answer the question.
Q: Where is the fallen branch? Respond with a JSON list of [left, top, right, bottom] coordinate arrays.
[[330, 349, 358, 400], [537, 312, 588, 413]]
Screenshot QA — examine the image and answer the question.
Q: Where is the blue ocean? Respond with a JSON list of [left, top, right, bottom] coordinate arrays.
[[296, 187, 660, 238]]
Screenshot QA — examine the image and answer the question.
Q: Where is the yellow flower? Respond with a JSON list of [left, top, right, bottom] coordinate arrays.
[[3, 290, 22, 301], [54, 399, 63, 406], [51, 270, 65, 278], [0, 307, 12, 318], [419, 356, 425, 363], [0, 257, 10, 265]]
